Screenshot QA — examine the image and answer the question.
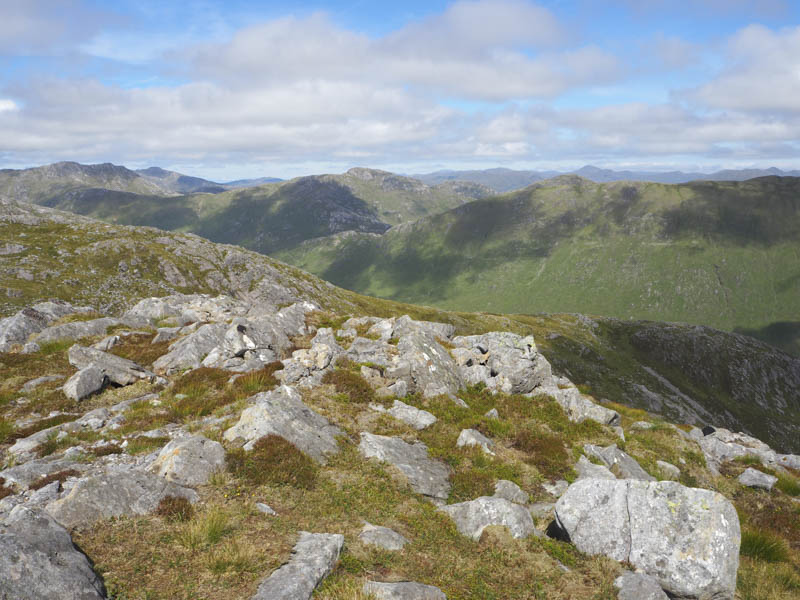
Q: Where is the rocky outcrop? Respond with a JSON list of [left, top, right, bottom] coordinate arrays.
[[737, 468, 777, 491], [583, 444, 655, 481], [554, 479, 740, 600], [440, 496, 538, 541], [223, 386, 343, 464], [0, 506, 107, 599], [575, 455, 616, 480], [46, 468, 198, 529], [152, 323, 227, 374], [68, 344, 161, 385], [544, 386, 620, 426], [251, 532, 344, 600], [358, 433, 451, 500], [149, 435, 226, 487], [372, 400, 437, 430], [27, 317, 120, 349], [0, 301, 87, 351]]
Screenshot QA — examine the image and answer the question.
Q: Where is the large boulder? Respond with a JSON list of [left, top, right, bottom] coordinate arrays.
[[554, 479, 740, 600], [29, 317, 121, 347], [545, 386, 620, 426], [396, 332, 463, 398], [0, 301, 84, 351], [451, 332, 552, 394], [737, 468, 777, 491], [152, 323, 227, 375], [223, 386, 343, 464], [68, 344, 161, 385], [575, 455, 616, 480], [149, 435, 226, 487], [440, 496, 538, 541], [46, 468, 198, 529], [0, 506, 107, 599], [358, 433, 451, 500], [380, 400, 437, 430], [251, 531, 344, 600], [63, 365, 106, 401]]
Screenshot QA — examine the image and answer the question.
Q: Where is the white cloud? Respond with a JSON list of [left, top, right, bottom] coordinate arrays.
[[0, 99, 18, 112]]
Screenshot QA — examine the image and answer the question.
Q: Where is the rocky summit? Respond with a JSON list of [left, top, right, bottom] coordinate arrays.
[[0, 201, 798, 600]]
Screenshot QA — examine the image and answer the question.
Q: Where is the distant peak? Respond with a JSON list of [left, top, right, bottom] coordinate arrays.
[[345, 167, 395, 180]]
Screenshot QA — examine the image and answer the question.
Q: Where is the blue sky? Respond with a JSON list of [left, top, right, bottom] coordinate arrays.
[[0, 0, 798, 180]]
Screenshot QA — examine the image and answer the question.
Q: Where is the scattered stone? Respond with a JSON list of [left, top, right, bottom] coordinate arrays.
[[631, 421, 654, 431], [256, 503, 277, 516], [46, 468, 198, 529], [359, 522, 410, 550], [224, 386, 343, 464], [21, 375, 63, 393], [0, 506, 107, 599], [575, 455, 616, 480], [484, 408, 499, 419], [92, 335, 120, 352], [456, 429, 494, 455], [440, 496, 538, 541], [63, 366, 106, 401], [251, 531, 344, 600], [614, 571, 669, 600], [386, 400, 437, 430], [362, 581, 447, 600], [583, 444, 655, 481], [358, 433, 451, 500], [387, 380, 408, 398], [542, 479, 569, 498], [737, 468, 778, 492], [612, 426, 625, 441], [68, 344, 161, 386], [554, 479, 740, 600], [493, 480, 528, 505], [149, 435, 226, 487], [656, 460, 681, 480]]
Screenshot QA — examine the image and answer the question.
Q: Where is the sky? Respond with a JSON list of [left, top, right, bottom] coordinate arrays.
[[0, 0, 799, 180]]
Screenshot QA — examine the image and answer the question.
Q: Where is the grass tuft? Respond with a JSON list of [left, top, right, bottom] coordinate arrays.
[[512, 429, 569, 480], [740, 529, 790, 563], [156, 495, 195, 522], [226, 434, 318, 489], [775, 474, 800, 497], [322, 369, 375, 404]]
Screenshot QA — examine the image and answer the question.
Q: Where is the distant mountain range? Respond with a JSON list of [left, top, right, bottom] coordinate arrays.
[[413, 166, 800, 192]]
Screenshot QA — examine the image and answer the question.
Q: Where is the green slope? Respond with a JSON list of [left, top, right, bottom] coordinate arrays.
[[275, 175, 800, 344]]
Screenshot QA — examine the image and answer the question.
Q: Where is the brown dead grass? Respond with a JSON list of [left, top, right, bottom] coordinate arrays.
[[29, 468, 80, 491], [109, 333, 172, 367]]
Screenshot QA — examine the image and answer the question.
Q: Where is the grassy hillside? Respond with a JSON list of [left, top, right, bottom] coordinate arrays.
[[276, 175, 800, 350]]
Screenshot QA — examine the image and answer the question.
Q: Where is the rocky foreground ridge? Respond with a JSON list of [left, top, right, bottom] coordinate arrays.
[[1, 294, 799, 599]]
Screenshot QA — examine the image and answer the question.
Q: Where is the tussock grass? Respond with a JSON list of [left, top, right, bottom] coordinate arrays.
[[775, 473, 800, 497], [125, 435, 170, 455], [322, 369, 375, 404], [741, 529, 791, 563], [177, 507, 233, 550], [227, 434, 318, 489], [0, 417, 13, 444], [109, 333, 172, 367], [156, 495, 195, 522]]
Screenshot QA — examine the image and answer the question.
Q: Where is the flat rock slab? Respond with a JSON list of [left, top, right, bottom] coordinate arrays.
[[555, 479, 740, 600], [149, 435, 225, 487], [440, 496, 537, 541], [63, 365, 106, 401], [0, 506, 107, 599], [223, 385, 343, 464], [251, 531, 344, 600], [575, 455, 616, 480], [358, 432, 451, 500], [387, 400, 437, 430], [363, 581, 447, 599], [584, 444, 655, 481], [614, 571, 669, 600], [32, 317, 120, 345], [0, 456, 87, 489], [21, 375, 64, 393], [68, 344, 159, 386], [549, 387, 620, 426], [737, 467, 777, 491], [46, 468, 198, 529], [359, 523, 410, 550]]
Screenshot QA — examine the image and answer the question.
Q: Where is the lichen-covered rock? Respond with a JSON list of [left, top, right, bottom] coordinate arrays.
[[359, 522, 410, 550], [152, 322, 226, 374], [363, 581, 447, 600], [575, 455, 616, 480], [614, 571, 669, 600], [251, 531, 344, 600], [546, 387, 620, 426], [30, 317, 120, 347], [554, 479, 740, 600], [68, 344, 160, 386], [358, 432, 451, 500], [440, 496, 538, 540], [737, 468, 777, 491], [0, 301, 84, 351], [493, 480, 528, 505], [63, 365, 106, 401], [698, 428, 777, 473], [656, 460, 681, 480], [223, 386, 343, 464], [149, 435, 226, 487], [46, 468, 198, 529], [0, 506, 107, 599], [396, 332, 463, 398]]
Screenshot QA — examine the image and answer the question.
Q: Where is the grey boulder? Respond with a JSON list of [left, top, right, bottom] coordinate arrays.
[[46, 468, 198, 529], [386, 400, 437, 430], [396, 332, 463, 398], [737, 467, 777, 491], [152, 323, 226, 375], [583, 444, 655, 481], [456, 429, 494, 455], [440, 496, 537, 541], [223, 385, 343, 464], [358, 432, 451, 500], [68, 344, 160, 385], [63, 365, 106, 401], [493, 479, 528, 505], [149, 435, 226, 487], [575, 455, 616, 480], [359, 522, 410, 550], [363, 581, 447, 600], [554, 479, 740, 600], [614, 571, 669, 600], [0, 506, 107, 599], [251, 531, 343, 600], [546, 386, 620, 426]]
